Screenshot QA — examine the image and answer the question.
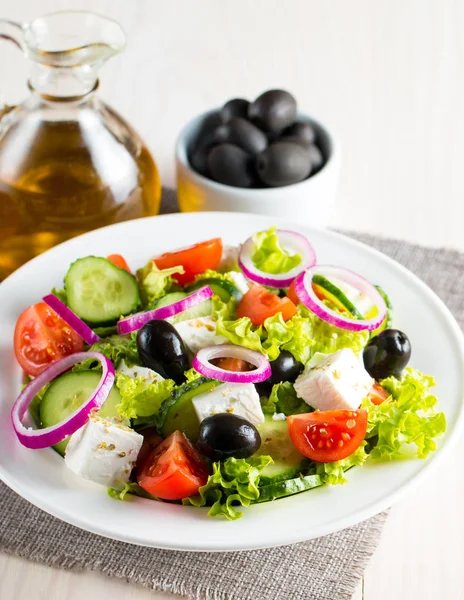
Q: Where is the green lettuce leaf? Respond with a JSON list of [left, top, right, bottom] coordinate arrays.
[[251, 226, 301, 274], [108, 482, 160, 501], [137, 260, 184, 306], [276, 306, 370, 364], [363, 368, 446, 460], [216, 304, 370, 366], [183, 456, 273, 520], [193, 269, 238, 286], [314, 445, 368, 485], [260, 381, 309, 416], [115, 373, 175, 419], [26, 380, 49, 426], [51, 287, 68, 304], [73, 334, 140, 371], [183, 368, 203, 383], [211, 295, 238, 321]]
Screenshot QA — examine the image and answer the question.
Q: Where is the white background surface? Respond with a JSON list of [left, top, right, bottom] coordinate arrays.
[[0, 1, 463, 599]]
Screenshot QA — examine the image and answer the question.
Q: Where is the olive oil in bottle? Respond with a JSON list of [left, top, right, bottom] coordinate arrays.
[[0, 11, 161, 279]]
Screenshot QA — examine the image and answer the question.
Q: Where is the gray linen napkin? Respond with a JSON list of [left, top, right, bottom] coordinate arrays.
[[1, 188, 462, 600]]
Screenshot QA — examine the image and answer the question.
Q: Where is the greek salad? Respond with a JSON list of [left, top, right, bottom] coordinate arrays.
[[12, 228, 446, 520]]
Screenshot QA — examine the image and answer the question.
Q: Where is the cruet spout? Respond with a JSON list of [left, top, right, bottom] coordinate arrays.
[[0, 11, 126, 100], [0, 11, 125, 67]]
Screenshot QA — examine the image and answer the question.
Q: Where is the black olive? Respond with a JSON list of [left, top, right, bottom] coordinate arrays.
[[189, 144, 214, 177], [308, 144, 324, 175], [136, 320, 189, 384], [278, 135, 311, 150], [256, 141, 311, 187], [282, 120, 316, 145], [248, 89, 297, 134], [256, 350, 303, 396], [197, 413, 261, 461], [208, 143, 256, 187], [213, 117, 267, 155], [191, 110, 223, 150], [220, 98, 250, 122], [363, 329, 412, 380]]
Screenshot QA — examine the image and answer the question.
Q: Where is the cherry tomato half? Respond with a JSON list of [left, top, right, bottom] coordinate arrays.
[[236, 284, 297, 326], [107, 254, 131, 273], [367, 383, 390, 405], [154, 238, 223, 285], [287, 409, 368, 462], [137, 431, 209, 500], [14, 302, 84, 376]]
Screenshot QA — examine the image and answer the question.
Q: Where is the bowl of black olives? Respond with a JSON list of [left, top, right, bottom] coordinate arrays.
[[176, 89, 340, 227]]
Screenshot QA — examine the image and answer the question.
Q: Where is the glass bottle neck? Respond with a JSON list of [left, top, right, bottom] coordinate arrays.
[[29, 62, 99, 101]]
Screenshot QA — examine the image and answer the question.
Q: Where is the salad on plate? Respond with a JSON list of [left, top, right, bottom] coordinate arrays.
[[11, 227, 446, 519]]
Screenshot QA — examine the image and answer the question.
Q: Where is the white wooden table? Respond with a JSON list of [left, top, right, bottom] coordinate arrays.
[[1, 1, 463, 599]]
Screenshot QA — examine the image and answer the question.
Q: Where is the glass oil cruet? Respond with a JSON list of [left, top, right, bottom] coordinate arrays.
[[0, 11, 161, 279]]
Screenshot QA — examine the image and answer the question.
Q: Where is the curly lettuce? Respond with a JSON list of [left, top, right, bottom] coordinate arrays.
[[251, 226, 301, 274], [314, 445, 369, 485], [115, 373, 175, 420], [73, 334, 140, 371], [137, 260, 184, 306], [260, 382, 309, 416], [108, 482, 159, 501], [214, 300, 369, 365], [183, 456, 273, 520], [193, 269, 238, 286], [363, 368, 446, 460]]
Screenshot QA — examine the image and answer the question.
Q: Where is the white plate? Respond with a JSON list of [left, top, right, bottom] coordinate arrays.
[[0, 212, 463, 552]]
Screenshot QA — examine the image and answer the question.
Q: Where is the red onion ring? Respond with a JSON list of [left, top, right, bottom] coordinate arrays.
[[43, 294, 101, 346], [293, 265, 387, 332], [192, 344, 271, 383], [117, 286, 214, 335], [239, 229, 316, 288], [11, 352, 114, 450]]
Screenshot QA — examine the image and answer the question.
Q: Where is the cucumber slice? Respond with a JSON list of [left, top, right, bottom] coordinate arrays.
[[65, 256, 141, 324], [187, 278, 242, 302], [256, 416, 307, 484], [168, 299, 212, 324], [312, 274, 364, 319], [373, 285, 393, 332], [159, 377, 221, 442], [40, 371, 123, 456], [257, 474, 322, 503], [155, 292, 187, 308]]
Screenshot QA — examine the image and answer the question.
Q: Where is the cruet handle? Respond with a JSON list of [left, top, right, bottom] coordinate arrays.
[[0, 20, 25, 117], [0, 19, 25, 51]]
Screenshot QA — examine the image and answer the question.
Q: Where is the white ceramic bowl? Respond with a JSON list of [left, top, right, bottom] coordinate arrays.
[[176, 111, 341, 228]]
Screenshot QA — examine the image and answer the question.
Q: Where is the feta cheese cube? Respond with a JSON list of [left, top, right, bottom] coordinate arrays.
[[294, 348, 374, 411], [65, 413, 143, 490], [117, 360, 164, 384], [228, 271, 251, 295], [192, 382, 265, 425], [174, 316, 227, 354]]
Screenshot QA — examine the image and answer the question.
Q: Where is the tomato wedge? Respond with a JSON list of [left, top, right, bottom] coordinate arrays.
[[368, 383, 390, 405], [136, 427, 163, 472], [137, 431, 209, 500], [154, 238, 223, 285], [287, 409, 368, 462], [287, 279, 300, 307], [107, 254, 131, 273], [237, 284, 297, 326], [14, 302, 84, 376], [211, 357, 253, 372]]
